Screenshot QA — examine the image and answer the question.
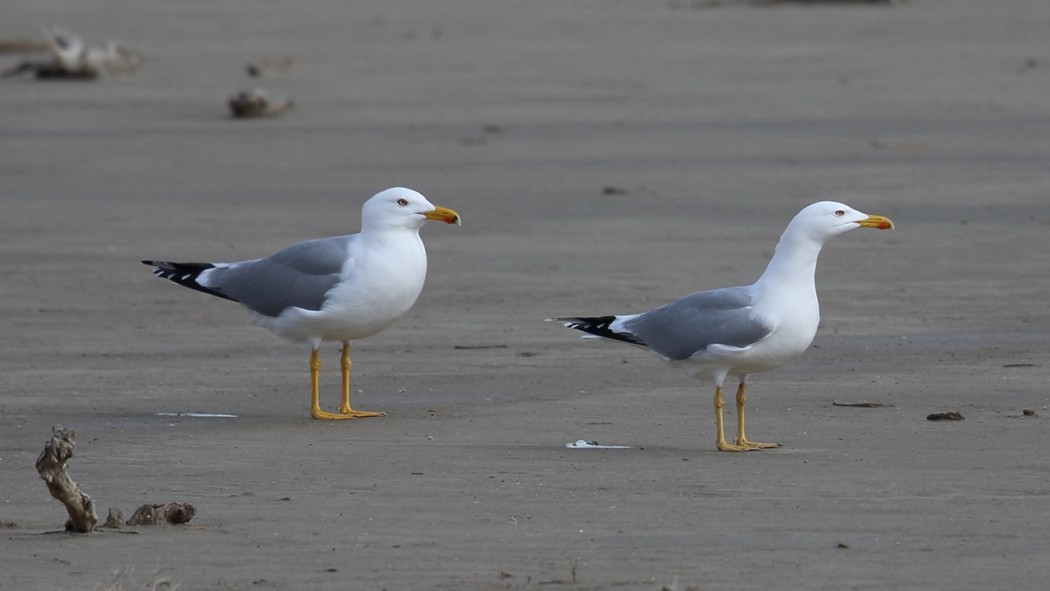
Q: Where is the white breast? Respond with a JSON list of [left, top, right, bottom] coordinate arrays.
[[266, 234, 428, 343]]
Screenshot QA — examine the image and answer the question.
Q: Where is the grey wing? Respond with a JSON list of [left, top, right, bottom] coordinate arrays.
[[621, 286, 773, 361], [199, 236, 354, 317]]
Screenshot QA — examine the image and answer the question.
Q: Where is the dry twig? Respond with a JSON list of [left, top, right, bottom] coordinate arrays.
[[228, 88, 295, 118], [35, 425, 97, 533]]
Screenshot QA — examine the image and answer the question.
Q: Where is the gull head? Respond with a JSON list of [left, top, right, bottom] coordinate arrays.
[[362, 187, 461, 231], [790, 201, 894, 243]]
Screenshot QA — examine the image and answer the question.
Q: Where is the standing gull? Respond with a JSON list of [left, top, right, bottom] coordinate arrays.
[[143, 187, 460, 419], [555, 201, 893, 451]]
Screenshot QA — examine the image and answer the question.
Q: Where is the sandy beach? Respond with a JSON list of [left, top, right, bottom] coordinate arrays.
[[2, 1, 1049, 589]]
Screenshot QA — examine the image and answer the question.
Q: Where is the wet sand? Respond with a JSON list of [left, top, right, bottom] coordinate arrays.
[[2, 1, 1049, 589]]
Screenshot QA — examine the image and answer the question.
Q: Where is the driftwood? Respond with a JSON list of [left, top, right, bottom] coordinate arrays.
[[126, 502, 197, 526], [35, 425, 196, 532], [246, 57, 294, 78], [228, 88, 295, 119], [35, 426, 97, 533]]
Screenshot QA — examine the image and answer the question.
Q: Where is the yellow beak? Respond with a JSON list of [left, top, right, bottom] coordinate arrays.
[[424, 206, 462, 225], [857, 214, 894, 230]]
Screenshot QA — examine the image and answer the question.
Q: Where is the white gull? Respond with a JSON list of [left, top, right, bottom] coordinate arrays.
[[144, 187, 460, 420], [555, 201, 893, 451]]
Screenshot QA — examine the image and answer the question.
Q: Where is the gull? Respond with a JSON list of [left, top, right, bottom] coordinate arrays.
[[555, 201, 893, 451], [46, 26, 146, 77], [1, 26, 145, 79], [143, 187, 460, 420]]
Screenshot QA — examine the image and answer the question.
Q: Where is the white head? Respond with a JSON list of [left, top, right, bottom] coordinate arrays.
[[786, 201, 894, 244], [361, 187, 461, 232], [758, 200, 894, 287]]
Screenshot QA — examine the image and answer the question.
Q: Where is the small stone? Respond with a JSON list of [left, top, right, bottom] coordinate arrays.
[[103, 508, 124, 528]]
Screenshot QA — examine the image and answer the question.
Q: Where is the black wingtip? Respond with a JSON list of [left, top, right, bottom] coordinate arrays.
[[555, 315, 647, 347], [143, 260, 237, 302]]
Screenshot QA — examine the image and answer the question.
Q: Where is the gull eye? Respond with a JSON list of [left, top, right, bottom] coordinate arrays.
[[834, 209, 845, 217], [396, 198, 409, 206]]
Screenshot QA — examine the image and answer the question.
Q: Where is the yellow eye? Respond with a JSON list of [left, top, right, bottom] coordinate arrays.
[[834, 209, 845, 217], [397, 198, 409, 206]]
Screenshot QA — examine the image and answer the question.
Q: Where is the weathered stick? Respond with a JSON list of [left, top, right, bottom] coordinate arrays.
[[126, 502, 197, 526], [228, 89, 295, 118], [35, 425, 97, 532]]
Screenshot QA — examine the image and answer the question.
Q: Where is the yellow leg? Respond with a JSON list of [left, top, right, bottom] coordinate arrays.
[[734, 382, 779, 450], [714, 386, 750, 452], [338, 341, 352, 414], [308, 348, 337, 419], [337, 341, 385, 418], [308, 344, 386, 420]]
